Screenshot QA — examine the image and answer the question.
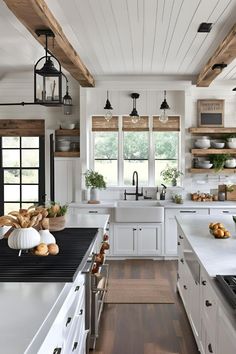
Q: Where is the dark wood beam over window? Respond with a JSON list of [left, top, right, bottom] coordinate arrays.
[[3, 0, 95, 87]]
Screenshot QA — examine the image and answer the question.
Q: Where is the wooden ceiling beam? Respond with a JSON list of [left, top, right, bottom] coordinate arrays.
[[196, 24, 236, 87], [3, 0, 95, 87]]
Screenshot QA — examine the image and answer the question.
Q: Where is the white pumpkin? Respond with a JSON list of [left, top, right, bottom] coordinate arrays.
[[8, 228, 40, 250], [39, 229, 56, 245]]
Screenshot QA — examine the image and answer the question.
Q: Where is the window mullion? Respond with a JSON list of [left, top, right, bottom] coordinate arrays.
[[149, 116, 154, 186], [118, 115, 123, 186]]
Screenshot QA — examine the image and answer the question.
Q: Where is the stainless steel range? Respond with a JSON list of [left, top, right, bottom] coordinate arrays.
[[216, 275, 236, 309]]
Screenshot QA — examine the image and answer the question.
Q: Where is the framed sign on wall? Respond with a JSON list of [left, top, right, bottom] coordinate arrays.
[[197, 99, 224, 127]]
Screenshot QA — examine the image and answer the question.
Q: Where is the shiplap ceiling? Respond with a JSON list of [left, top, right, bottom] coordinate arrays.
[[1, 0, 236, 83]]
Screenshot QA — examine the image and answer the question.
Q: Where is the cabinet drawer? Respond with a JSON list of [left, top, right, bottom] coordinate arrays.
[[175, 208, 209, 215], [209, 208, 236, 215], [71, 207, 111, 215]]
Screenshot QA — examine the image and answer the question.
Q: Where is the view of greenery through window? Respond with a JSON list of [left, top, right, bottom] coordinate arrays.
[[93, 129, 179, 186]]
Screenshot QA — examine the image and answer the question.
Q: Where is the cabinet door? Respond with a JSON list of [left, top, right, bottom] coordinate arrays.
[[54, 158, 74, 204], [113, 224, 137, 255], [165, 208, 209, 256], [137, 224, 162, 256], [217, 307, 236, 354]]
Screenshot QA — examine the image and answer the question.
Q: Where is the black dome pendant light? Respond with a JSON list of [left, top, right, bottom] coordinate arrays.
[[104, 91, 113, 121], [159, 90, 170, 123]]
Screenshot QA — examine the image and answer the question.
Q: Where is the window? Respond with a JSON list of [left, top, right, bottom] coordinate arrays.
[[0, 120, 45, 214], [92, 115, 180, 186]]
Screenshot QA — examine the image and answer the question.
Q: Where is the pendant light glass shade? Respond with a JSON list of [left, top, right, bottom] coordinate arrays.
[[104, 91, 113, 121], [130, 93, 140, 123], [62, 73, 72, 115], [159, 90, 170, 124]]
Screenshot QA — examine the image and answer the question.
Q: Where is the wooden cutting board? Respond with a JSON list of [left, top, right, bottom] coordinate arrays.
[[219, 184, 236, 201]]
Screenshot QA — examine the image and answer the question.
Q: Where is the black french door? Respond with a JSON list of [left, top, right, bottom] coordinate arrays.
[[0, 136, 45, 215]]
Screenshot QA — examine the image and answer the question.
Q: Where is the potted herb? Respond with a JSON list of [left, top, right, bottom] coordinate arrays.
[[84, 170, 106, 203], [160, 166, 183, 186], [209, 154, 229, 172]]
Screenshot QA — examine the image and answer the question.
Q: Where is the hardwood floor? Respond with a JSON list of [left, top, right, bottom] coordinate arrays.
[[92, 260, 199, 354]]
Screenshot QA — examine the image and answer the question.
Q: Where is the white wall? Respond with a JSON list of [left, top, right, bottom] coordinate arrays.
[[0, 70, 80, 200]]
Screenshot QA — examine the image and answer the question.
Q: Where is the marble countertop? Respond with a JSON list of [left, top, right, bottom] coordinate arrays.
[[66, 213, 109, 228], [176, 215, 236, 277]]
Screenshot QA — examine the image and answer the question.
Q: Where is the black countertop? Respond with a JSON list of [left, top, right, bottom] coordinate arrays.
[[0, 228, 98, 282]]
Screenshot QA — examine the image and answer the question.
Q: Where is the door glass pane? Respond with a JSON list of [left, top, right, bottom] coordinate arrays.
[[2, 150, 20, 167], [22, 169, 38, 184], [21, 137, 39, 148], [2, 137, 20, 148], [4, 185, 20, 201], [22, 185, 38, 202], [22, 150, 39, 167], [4, 203, 20, 214], [94, 160, 117, 186], [4, 169, 20, 184], [124, 160, 148, 185]]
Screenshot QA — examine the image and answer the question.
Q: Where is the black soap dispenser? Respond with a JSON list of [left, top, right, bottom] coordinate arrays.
[[160, 184, 167, 200]]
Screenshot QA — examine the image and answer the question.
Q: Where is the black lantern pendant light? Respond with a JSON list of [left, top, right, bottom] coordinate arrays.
[[34, 29, 62, 105], [159, 90, 170, 123], [62, 73, 72, 115], [104, 91, 113, 121], [130, 93, 140, 123]]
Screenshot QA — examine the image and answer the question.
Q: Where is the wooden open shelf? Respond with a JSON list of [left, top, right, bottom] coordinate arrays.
[[191, 148, 236, 155], [55, 129, 80, 136], [189, 127, 236, 134], [54, 151, 80, 157], [190, 168, 236, 174]]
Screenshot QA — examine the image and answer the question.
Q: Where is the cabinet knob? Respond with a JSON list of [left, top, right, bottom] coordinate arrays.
[[177, 241, 180, 246], [79, 309, 83, 315], [202, 280, 207, 286], [208, 343, 213, 353], [53, 348, 62, 354], [72, 342, 78, 351], [75, 285, 80, 292], [180, 258, 184, 264], [65, 317, 72, 326], [205, 300, 212, 307], [183, 285, 187, 290], [179, 235, 184, 239], [139, 228, 142, 231], [133, 228, 137, 231]]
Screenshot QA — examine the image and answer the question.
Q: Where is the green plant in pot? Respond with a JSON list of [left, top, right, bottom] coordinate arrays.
[[84, 170, 106, 203], [209, 154, 229, 172], [160, 166, 183, 186]]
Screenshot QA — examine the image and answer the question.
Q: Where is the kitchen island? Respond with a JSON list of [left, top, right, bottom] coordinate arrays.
[[176, 215, 236, 354], [0, 214, 109, 354]]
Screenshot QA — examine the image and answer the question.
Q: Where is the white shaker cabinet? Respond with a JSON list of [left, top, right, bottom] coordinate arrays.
[[54, 157, 81, 204], [217, 307, 236, 354], [165, 208, 209, 256], [113, 223, 162, 257]]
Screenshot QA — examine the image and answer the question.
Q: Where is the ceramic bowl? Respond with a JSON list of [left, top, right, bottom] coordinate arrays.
[[198, 162, 213, 169], [194, 140, 211, 149], [227, 141, 236, 149], [224, 159, 236, 168], [210, 140, 225, 149], [58, 145, 70, 152], [60, 123, 75, 129]]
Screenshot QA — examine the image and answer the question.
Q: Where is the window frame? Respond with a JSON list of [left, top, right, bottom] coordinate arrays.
[[91, 115, 181, 187]]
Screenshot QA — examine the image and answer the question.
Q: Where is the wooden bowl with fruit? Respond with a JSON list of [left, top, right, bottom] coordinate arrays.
[[209, 222, 231, 239]]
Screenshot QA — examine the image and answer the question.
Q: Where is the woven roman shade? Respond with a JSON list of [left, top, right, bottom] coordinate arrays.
[[153, 116, 180, 131], [122, 116, 149, 131], [92, 116, 118, 131], [0, 119, 45, 136]]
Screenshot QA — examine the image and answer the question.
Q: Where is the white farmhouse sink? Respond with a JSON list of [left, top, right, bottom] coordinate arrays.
[[114, 201, 164, 222]]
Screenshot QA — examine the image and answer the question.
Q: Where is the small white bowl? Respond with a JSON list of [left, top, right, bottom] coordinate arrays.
[[198, 162, 213, 169], [58, 146, 70, 152], [225, 159, 236, 168], [211, 140, 225, 149], [194, 140, 211, 149], [60, 123, 75, 129], [227, 141, 236, 149]]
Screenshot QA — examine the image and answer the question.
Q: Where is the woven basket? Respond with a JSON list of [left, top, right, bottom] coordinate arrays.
[[48, 215, 66, 232]]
